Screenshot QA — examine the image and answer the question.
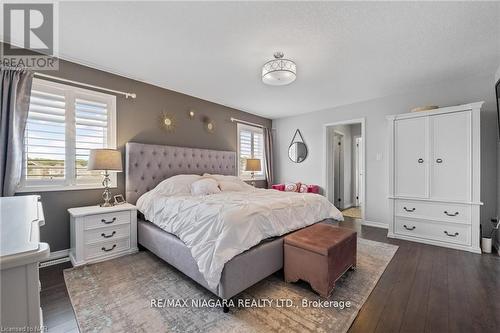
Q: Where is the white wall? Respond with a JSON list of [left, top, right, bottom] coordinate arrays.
[[495, 65, 500, 250], [273, 74, 497, 229]]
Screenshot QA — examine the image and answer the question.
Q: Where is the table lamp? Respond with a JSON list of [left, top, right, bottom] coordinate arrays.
[[245, 158, 262, 187], [88, 149, 123, 207]]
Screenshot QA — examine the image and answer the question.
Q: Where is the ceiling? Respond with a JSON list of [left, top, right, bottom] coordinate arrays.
[[22, 2, 500, 118]]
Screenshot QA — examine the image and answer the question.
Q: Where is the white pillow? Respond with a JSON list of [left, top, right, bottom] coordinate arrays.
[[218, 180, 252, 192], [152, 174, 202, 196], [203, 173, 254, 191], [191, 178, 221, 196]]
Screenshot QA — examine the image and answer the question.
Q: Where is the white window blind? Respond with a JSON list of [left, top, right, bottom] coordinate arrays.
[[75, 97, 109, 184], [25, 88, 67, 183], [19, 78, 116, 192], [237, 123, 265, 179]]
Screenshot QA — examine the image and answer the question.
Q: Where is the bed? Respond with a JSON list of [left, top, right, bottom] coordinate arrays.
[[125, 142, 341, 302]]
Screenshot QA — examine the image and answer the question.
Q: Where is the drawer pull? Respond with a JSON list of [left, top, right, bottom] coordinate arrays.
[[436, 158, 443, 163], [417, 158, 424, 163], [444, 231, 459, 237], [101, 244, 117, 252], [444, 211, 459, 217], [403, 224, 416, 231], [101, 217, 116, 224], [403, 207, 416, 212], [101, 231, 116, 238]]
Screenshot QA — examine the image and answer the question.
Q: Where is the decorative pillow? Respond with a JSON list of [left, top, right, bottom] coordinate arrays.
[[152, 174, 202, 196], [191, 178, 221, 196], [298, 183, 308, 193], [285, 182, 299, 192]]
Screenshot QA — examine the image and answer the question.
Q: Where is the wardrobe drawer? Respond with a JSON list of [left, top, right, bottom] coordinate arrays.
[[84, 211, 131, 230], [395, 200, 471, 224], [84, 224, 130, 245], [85, 238, 130, 260], [395, 217, 471, 246]]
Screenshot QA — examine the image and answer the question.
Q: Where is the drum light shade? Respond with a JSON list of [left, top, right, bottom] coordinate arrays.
[[262, 52, 297, 86], [88, 149, 123, 171]]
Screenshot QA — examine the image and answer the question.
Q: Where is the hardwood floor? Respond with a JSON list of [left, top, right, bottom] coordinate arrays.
[[39, 217, 499, 333]]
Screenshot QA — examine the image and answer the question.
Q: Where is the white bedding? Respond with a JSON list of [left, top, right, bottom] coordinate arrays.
[[137, 186, 343, 289]]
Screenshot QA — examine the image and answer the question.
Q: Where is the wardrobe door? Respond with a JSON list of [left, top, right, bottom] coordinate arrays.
[[394, 117, 429, 198], [430, 111, 471, 201]]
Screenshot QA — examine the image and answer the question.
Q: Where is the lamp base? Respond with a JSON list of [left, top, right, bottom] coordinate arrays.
[[100, 171, 114, 207]]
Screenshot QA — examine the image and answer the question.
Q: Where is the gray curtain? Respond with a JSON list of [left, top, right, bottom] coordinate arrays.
[[1, 68, 34, 196], [264, 127, 274, 188]]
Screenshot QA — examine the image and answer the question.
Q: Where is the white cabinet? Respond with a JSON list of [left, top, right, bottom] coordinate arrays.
[[0, 196, 50, 331], [388, 102, 482, 253], [68, 203, 138, 266]]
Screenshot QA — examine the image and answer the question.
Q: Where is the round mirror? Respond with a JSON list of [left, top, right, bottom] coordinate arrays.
[[288, 142, 308, 163]]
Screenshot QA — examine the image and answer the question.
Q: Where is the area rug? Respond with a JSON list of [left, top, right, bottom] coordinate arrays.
[[342, 207, 362, 219], [64, 238, 397, 333]]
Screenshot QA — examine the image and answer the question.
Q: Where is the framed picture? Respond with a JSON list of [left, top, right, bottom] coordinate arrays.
[[113, 194, 126, 205]]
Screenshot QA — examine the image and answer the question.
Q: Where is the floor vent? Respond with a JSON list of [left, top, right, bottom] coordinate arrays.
[[39, 256, 70, 268]]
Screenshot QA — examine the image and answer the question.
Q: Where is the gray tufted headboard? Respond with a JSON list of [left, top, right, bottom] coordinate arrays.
[[125, 142, 236, 204]]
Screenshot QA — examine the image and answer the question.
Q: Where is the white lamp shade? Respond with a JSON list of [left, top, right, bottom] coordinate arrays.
[[245, 158, 262, 172], [88, 149, 123, 171]]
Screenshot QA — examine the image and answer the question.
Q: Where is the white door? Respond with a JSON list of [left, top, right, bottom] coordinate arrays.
[[394, 117, 429, 198], [354, 137, 363, 206], [333, 133, 344, 209], [430, 111, 471, 201]]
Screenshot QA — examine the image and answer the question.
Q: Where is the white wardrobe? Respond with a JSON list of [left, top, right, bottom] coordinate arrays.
[[387, 102, 483, 253]]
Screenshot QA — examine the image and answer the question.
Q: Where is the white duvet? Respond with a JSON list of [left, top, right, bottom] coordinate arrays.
[[137, 183, 343, 289]]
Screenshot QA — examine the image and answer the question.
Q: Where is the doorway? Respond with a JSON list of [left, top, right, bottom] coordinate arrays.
[[324, 119, 365, 220]]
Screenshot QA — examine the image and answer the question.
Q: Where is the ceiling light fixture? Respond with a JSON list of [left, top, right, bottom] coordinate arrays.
[[262, 52, 296, 86]]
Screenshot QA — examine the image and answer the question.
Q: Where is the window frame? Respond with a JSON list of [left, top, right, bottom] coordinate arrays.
[[237, 123, 266, 181], [17, 78, 117, 193]]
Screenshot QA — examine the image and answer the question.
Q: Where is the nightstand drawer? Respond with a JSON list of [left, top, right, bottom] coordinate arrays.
[[84, 224, 130, 244], [84, 211, 130, 230], [85, 238, 130, 260]]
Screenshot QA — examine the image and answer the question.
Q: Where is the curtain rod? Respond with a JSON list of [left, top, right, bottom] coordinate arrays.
[[34, 72, 137, 99], [230, 117, 265, 128]]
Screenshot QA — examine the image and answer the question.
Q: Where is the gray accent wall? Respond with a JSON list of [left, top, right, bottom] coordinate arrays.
[[18, 56, 271, 252], [273, 74, 498, 234]]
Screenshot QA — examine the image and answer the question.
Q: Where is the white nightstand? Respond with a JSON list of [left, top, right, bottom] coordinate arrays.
[[68, 203, 138, 267]]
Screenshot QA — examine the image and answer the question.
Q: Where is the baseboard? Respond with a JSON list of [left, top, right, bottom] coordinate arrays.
[[362, 220, 389, 229], [39, 249, 70, 267]]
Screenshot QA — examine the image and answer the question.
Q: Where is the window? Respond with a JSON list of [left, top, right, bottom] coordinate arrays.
[[237, 123, 265, 180], [18, 78, 116, 192]]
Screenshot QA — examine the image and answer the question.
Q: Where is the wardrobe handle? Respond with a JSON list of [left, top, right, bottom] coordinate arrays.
[[101, 231, 116, 238], [436, 158, 443, 163], [403, 225, 416, 231], [444, 211, 459, 217], [417, 158, 424, 163], [101, 244, 117, 252], [444, 231, 459, 237], [403, 207, 416, 212], [101, 217, 116, 224]]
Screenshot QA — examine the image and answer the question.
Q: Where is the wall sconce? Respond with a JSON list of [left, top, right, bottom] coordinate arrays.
[[161, 112, 176, 132], [201, 115, 215, 133], [188, 110, 195, 119]]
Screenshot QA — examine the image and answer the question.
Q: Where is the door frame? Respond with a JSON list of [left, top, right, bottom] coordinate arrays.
[[323, 118, 366, 220]]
